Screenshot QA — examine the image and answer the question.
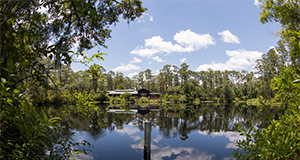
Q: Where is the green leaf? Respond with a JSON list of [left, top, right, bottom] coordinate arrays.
[[41, 109, 48, 122], [292, 79, 300, 84], [8, 59, 13, 72], [38, 132, 47, 137], [24, 125, 30, 136], [13, 89, 19, 94], [49, 117, 62, 123]]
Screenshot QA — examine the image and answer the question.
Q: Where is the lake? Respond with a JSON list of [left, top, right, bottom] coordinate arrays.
[[58, 103, 262, 160]]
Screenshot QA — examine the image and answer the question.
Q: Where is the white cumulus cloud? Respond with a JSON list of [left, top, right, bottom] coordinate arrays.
[[218, 30, 240, 44], [152, 56, 165, 62], [112, 63, 141, 72], [174, 29, 216, 51], [127, 72, 138, 78], [130, 57, 142, 63], [197, 62, 231, 71], [131, 46, 158, 57], [180, 58, 187, 63], [197, 49, 263, 71], [130, 29, 216, 58]]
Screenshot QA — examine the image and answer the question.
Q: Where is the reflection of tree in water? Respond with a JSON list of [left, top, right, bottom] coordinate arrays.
[[48, 103, 264, 141], [88, 111, 106, 140], [156, 103, 264, 140]]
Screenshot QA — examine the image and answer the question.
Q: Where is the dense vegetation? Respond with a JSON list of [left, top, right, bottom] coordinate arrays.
[[0, 0, 145, 159], [233, 0, 300, 159]]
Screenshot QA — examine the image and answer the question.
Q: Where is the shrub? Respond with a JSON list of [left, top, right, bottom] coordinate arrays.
[[124, 91, 132, 101], [233, 106, 300, 160], [138, 97, 150, 107], [0, 86, 88, 159], [109, 96, 115, 104], [233, 67, 300, 159], [164, 93, 169, 101], [130, 97, 136, 103], [173, 95, 179, 103]]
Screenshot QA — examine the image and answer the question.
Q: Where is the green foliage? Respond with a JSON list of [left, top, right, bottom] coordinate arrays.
[[72, 90, 97, 119], [179, 95, 187, 103], [90, 89, 96, 100], [120, 98, 126, 105], [109, 96, 116, 104], [233, 66, 300, 159], [130, 96, 136, 103], [271, 66, 300, 109], [164, 93, 169, 101], [259, 0, 300, 69], [117, 83, 126, 89], [254, 47, 287, 99], [0, 0, 146, 159], [138, 97, 150, 107], [173, 95, 180, 103], [234, 2, 300, 152], [124, 91, 132, 101], [233, 106, 300, 159], [0, 78, 87, 159], [224, 82, 235, 103]]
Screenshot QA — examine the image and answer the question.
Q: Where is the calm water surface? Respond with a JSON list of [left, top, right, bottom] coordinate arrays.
[[64, 104, 262, 160]]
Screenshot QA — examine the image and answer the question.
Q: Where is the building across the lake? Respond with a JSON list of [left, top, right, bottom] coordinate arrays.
[[107, 89, 161, 100]]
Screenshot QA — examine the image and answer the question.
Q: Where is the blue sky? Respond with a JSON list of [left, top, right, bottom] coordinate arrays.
[[71, 0, 281, 77]]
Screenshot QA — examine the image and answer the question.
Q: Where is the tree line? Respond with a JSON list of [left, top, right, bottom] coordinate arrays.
[[35, 43, 287, 104]]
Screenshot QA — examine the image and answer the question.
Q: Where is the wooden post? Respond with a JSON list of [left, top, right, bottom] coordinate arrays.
[[144, 121, 151, 160]]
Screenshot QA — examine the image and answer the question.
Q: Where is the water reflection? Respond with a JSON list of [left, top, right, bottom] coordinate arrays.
[[49, 103, 263, 160], [198, 130, 245, 149], [151, 146, 215, 160]]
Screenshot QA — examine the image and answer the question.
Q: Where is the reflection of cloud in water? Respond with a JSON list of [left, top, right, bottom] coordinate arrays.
[[153, 135, 163, 143], [131, 143, 215, 160], [69, 153, 94, 160], [223, 156, 236, 160], [198, 130, 245, 149], [131, 143, 160, 154], [225, 142, 238, 149], [74, 134, 86, 143], [151, 145, 215, 160], [131, 143, 160, 151], [130, 143, 143, 153], [130, 135, 142, 142], [199, 116, 203, 122], [130, 143, 143, 150], [115, 127, 139, 135]]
